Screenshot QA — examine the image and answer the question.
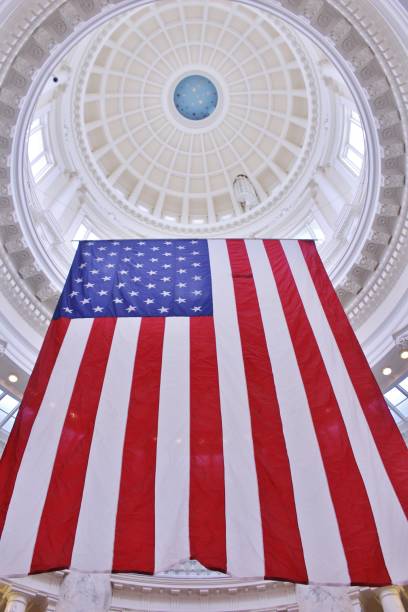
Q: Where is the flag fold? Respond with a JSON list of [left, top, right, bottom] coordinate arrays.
[[0, 239, 406, 585]]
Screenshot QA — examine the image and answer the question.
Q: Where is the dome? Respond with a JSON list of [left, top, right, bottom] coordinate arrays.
[[73, 1, 318, 228], [21, 0, 371, 300], [0, 0, 408, 607]]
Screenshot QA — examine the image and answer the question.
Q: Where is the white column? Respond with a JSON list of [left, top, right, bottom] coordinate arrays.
[[378, 586, 405, 612], [4, 592, 29, 612], [296, 585, 354, 612], [55, 571, 112, 612]]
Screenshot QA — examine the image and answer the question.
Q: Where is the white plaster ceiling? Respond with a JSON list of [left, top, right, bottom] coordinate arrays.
[[78, 1, 313, 225]]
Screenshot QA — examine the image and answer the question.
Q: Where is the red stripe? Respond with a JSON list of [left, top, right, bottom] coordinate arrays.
[[189, 316, 226, 572], [113, 317, 164, 573], [0, 318, 70, 537], [300, 241, 408, 516], [264, 240, 390, 584], [30, 318, 117, 572], [226, 239, 308, 582]]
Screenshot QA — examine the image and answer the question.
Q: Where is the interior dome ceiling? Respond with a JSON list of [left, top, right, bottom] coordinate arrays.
[[76, 0, 316, 226], [24, 0, 368, 297]]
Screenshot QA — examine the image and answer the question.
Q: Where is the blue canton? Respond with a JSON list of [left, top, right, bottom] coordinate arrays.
[[54, 239, 213, 319]]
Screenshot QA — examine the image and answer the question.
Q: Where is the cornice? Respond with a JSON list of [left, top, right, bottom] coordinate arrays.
[[0, 0, 406, 356]]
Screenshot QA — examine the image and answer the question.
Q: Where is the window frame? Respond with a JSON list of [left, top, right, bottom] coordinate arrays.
[[340, 107, 365, 176]]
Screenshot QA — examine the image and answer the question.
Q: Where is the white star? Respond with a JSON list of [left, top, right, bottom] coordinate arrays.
[[190, 240, 198, 244], [129, 290, 139, 297], [81, 298, 91, 304], [146, 283, 156, 289], [96, 257, 104, 262], [177, 282, 186, 288], [134, 263, 144, 269], [98, 290, 108, 296], [85, 282, 95, 288], [163, 252, 172, 257], [161, 290, 171, 297], [193, 275, 202, 281], [106, 263, 115, 269], [192, 306, 202, 312], [98, 246, 107, 251], [177, 257, 186, 261], [79, 263, 87, 269], [191, 251, 199, 255], [148, 270, 157, 276], [109, 251, 118, 257], [119, 269, 128, 275], [136, 251, 145, 257], [144, 298, 154, 305], [177, 245, 186, 250], [113, 297, 123, 304], [192, 262, 201, 267], [122, 257, 131, 263], [69, 291, 79, 298], [192, 290, 202, 296], [162, 264, 171, 269], [164, 241, 172, 245], [87, 242, 95, 245], [93, 306, 104, 313], [63, 306, 73, 313], [177, 268, 187, 274], [161, 276, 171, 282], [132, 276, 141, 282], [150, 258, 158, 263], [83, 252, 91, 256], [126, 305, 137, 313], [102, 276, 111, 281], [124, 246, 132, 251], [175, 297, 186, 304], [158, 306, 169, 314], [74, 277, 83, 283], [116, 282, 126, 288], [151, 246, 160, 251], [138, 241, 146, 245], [112, 241, 120, 246], [90, 269, 99, 275]]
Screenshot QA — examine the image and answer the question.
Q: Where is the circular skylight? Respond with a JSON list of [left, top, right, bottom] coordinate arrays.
[[174, 75, 218, 121]]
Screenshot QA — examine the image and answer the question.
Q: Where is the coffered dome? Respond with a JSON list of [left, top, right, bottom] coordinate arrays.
[[75, 1, 316, 227]]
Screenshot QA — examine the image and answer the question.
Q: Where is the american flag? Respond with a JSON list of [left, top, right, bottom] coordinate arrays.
[[0, 239, 406, 584]]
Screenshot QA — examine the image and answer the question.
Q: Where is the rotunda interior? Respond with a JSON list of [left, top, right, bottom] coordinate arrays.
[[0, 0, 407, 610]]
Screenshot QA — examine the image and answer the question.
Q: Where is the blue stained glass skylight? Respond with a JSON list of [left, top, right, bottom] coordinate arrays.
[[174, 75, 218, 121]]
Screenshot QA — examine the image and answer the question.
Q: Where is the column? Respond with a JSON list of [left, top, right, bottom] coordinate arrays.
[[55, 571, 112, 612], [378, 586, 405, 612], [4, 592, 29, 612], [296, 585, 354, 612]]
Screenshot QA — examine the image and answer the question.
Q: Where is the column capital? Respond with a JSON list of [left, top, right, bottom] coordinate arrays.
[[377, 586, 405, 612], [5, 591, 30, 612], [378, 585, 402, 598]]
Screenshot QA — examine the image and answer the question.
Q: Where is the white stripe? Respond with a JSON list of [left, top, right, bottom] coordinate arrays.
[[154, 317, 190, 572], [208, 240, 264, 578], [0, 318, 93, 577], [71, 317, 141, 572], [283, 240, 408, 584], [245, 239, 350, 584]]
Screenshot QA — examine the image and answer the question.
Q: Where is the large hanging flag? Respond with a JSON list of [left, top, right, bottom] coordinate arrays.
[[0, 239, 407, 585]]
